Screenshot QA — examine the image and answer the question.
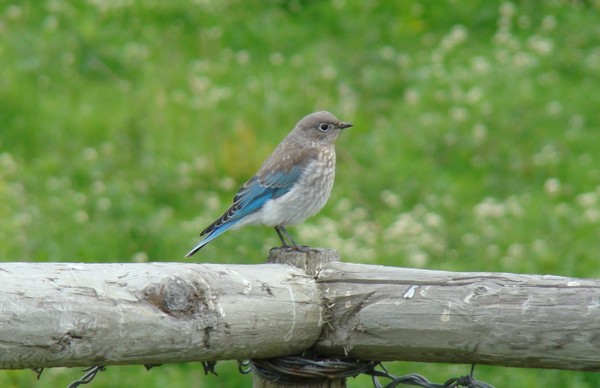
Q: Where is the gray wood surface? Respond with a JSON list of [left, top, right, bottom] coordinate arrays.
[[315, 262, 600, 371], [255, 247, 346, 388], [0, 262, 321, 369], [1, 251, 599, 373]]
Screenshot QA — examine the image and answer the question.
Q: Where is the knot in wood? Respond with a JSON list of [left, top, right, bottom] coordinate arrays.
[[474, 285, 489, 296], [142, 276, 213, 318]]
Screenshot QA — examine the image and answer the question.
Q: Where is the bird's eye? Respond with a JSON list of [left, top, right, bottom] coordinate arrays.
[[319, 123, 330, 132]]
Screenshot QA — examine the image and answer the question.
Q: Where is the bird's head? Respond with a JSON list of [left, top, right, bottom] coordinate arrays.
[[293, 111, 352, 144]]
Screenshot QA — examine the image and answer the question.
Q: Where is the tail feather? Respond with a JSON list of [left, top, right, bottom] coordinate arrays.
[[185, 220, 238, 257]]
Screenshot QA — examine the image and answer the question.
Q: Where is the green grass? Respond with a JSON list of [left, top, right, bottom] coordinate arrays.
[[2, 0, 600, 386]]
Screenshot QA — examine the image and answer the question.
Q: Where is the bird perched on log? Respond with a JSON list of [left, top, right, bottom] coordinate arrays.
[[186, 111, 352, 257]]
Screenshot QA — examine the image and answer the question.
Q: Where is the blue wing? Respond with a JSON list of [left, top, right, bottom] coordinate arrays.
[[185, 165, 304, 257]]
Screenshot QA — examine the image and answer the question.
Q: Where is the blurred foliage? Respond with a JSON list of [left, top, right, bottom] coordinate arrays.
[[1, 0, 600, 386]]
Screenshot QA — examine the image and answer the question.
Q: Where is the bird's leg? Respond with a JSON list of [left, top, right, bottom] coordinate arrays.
[[275, 226, 311, 252], [274, 226, 289, 246], [279, 226, 299, 247]]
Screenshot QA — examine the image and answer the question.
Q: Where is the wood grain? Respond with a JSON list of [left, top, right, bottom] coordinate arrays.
[[315, 262, 600, 371], [0, 262, 321, 369]]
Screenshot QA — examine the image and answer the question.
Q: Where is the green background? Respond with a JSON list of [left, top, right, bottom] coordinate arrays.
[[1, 0, 599, 386]]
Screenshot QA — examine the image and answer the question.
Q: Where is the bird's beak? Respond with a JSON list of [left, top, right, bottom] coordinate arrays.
[[339, 122, 353, 129]]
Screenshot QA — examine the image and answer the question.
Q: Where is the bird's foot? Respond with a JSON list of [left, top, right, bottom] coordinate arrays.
[[277, 244, 313, 253], [292, 245, 313, 253]]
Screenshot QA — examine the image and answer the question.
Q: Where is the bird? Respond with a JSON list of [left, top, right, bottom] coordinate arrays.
[[185, 111, 352, 257]]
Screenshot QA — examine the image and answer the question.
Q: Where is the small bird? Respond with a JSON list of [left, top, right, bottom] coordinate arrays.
[[185, 111, 352, 257]]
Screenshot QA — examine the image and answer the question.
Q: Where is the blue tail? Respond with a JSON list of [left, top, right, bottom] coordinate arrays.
[[185, 221, 238, 257]]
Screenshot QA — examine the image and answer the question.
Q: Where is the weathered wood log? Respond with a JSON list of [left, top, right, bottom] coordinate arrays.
[[1, 252, 599, 373], [315, 262, 600, 371], [267, 247, 341, 276], [254, 248, 346, 388], [0, 262, 321, 369]]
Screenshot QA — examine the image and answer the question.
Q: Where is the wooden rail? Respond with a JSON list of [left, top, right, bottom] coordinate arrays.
[[1, 248, 599, 386]]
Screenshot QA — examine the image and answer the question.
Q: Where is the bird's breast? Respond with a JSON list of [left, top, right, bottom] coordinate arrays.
[[260, 149, 336, 226]]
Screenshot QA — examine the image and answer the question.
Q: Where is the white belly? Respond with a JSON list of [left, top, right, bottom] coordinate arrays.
[[260, 158, 335, 227]]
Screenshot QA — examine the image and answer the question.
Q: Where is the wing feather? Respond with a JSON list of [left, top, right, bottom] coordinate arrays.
[[200, 147, 316, 236]]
